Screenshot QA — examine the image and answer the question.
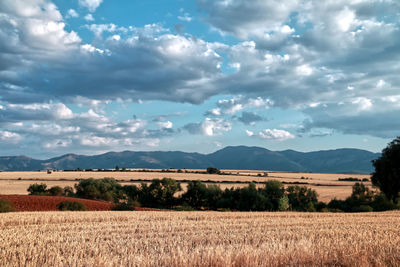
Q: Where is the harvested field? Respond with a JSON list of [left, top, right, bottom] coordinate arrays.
[[0, 211, 399, 266], [0, 195, 113, 211], [0, 170, 371, 185]]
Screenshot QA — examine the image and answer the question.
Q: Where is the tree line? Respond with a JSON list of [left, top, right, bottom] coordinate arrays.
[[27, 178, 399, 212]]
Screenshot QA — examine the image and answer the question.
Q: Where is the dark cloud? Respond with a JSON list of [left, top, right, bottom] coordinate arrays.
[[236, 111, 265, 125]]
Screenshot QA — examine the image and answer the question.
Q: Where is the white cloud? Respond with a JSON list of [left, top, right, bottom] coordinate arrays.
[[84, 13, 94, 21], [0, 130, 21, 143], [296, 64, 313, 76], [66, 9, 79, 18], [197, 0, 299, 39], [251, 129, 295, 141], [0, 103, 74, 122], [207, 96, 273, 116], [184, 118, 232, 136], [157, 121, 173, 129], [78, 0, 103, 12], [178, 13, 192, 22], [245, 130, 254, 136]]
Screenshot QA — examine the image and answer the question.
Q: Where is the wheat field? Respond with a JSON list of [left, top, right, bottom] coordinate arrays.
[[1, 211, 399, 266]]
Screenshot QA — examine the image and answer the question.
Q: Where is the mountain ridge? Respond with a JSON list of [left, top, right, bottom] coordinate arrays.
[[0, 146, 380, 173]]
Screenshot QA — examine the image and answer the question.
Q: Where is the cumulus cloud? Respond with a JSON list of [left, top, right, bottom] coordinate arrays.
[[184, 118, 232, 136], [247, 129, 295, 141], [2, 0, 400, 156], [0, 3, 223, 104], [157, 121, 173, 129], [0, 103, 73, 122], [78, 0, 103, 13], [66, 9, 79, 18], [84, 13, 94, 21], [206, 96, 273, 116], [197, 0, 299, 39]]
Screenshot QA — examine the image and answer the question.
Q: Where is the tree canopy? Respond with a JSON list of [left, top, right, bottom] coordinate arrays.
[[371, 136, 400, 203]]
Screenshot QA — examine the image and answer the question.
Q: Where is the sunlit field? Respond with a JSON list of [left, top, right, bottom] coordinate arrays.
[[1, 211, 399, 266]]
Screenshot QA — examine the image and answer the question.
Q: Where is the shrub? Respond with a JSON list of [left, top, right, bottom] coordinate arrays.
[[27, 183, 48, 195], [75, 178, 124, 202], [278, 196, 289, 211], [112, 201, 139, 211], [47, 186, 64, 196], [175, 204, 196, 211], [0, 199, 14, 213], [63, 186, 75, 197], [371, 194, 398, 211], [57, 201, 86, 211], [206, 167, 220, 174], [352, 205, 373, 212]]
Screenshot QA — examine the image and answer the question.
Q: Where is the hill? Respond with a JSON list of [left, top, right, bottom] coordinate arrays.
[[0, 146, 380, 173]]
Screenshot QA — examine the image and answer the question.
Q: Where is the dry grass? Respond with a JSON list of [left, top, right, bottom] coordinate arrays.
[[0, 170, 371, 184], [0, 211, 399, 266]]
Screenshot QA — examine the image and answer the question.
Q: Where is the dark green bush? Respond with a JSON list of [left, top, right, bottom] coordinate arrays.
[[112, 201, 139, 211], [75, 178, 124, 202], [371, 194, 398, 211], [352, 205, 373, 212], [206, 167, 220, 174], [47, 186, 64, 196], [0, 199, 14, 213], [27, 183, 48, 195], [57, 201, 86, 211]]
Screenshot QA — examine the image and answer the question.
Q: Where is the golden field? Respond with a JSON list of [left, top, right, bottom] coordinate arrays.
[[0, 211, 399, 266], [0, 170, 372, 202]]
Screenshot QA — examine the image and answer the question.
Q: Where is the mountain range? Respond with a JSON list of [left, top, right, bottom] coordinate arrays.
[[0, 146, 380, 174], [0, 146, 380, 173]]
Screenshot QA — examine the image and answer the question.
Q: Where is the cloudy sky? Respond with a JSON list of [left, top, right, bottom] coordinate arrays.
[[0, 0, 399, 158]]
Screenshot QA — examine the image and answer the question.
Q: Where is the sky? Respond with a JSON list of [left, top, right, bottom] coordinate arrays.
[[0, 0, 399, 159]]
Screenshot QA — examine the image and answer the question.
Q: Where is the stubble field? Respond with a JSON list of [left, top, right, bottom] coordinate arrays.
[[1, 211, 399, 266], [0, 170, 371, 202]]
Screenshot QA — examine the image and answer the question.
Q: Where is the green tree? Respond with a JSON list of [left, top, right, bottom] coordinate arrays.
[[181, 180, 208, 209], [206, 167, 220, 174], [75, 178, 124, 202], [262, 180, 285, 211], [27, 183, 48, 195], [47, 186, 64, 196], [346, 182, 375, 212], [372, 136, 400, 203], [138, 178, 181, 208], [287, 186, 318, 212]]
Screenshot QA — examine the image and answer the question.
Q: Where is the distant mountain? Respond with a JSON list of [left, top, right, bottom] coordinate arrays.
[[0, 146, 380, 173]]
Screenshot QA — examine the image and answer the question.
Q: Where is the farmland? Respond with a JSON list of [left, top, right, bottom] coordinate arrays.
[[0, 211, 399, 266], [0, 170, 371, 202]]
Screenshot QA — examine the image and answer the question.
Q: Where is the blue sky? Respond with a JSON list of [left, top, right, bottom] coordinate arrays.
[[0, 0, 399, 158]]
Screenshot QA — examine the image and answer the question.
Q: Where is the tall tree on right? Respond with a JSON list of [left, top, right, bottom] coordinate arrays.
[[371, 137, 400, 203]]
